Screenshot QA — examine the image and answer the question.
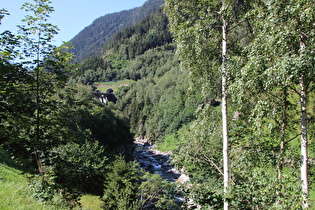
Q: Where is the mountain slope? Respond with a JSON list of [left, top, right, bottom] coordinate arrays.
[[74, 7, 202, 142], [70, 0, 164, 61]]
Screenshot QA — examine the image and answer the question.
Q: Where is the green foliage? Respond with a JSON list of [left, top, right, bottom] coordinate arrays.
[[73, 5, 200, 145], [0, 161, 72, 209], [228, 148, 303, 209], [51, 82, 134, 151], [78, 107, 134, 150], [50, 140, 108, 195], [118, 61, 200, 142], [137, 173, 178, 209], [94, 79, 135, 93], [174, 105, 223, 181], [230, 0, 315, 206], [4, 0, 315, 208], [229, 169, 302, 209], [1, 12, 76, 174], [182, 180, 223, 209], [70, 0, 164, 61], [77, 8, 174, 84], [0, 61, 35, 149], [2, 0, 76, 174], [169, 105, 225, 208], [166, 0, 315, 208], [19, 0, 59, 60], [28, 173, 81, 208], [102, 156, 178, 210], [156, 134, 179, 153], [104, 7, 172, 60], [1, 0, 143, 208], [102, 156, 140, 209], [0, 29, 20, 60]]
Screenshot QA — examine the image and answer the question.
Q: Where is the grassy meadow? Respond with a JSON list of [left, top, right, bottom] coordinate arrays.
[[93, 79, 135, 92]]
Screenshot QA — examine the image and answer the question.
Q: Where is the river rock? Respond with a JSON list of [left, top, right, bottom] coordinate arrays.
[[133, 138, 188, 182]]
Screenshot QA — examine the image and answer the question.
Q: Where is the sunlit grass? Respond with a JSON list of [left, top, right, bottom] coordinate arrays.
[[79, 194, 103, 210], [94, 79, 135, 92], [0, 163, 56, 210], [156, 134, 179, 153], [0, 149, 68, 210]]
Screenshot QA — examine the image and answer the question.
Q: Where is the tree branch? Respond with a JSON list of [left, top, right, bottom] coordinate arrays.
[[267, 91, 283, 101], [202, 154, 224, 176], [284, 133, 301, 144], [227, 18, 250, 32], [288, 84, 300, 96]]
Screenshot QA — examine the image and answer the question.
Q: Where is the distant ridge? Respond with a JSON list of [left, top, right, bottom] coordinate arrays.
[[70, 0, 164, 61]]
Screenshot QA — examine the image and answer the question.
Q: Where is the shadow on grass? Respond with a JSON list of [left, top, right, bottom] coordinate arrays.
[[0, 148, 35, 174]]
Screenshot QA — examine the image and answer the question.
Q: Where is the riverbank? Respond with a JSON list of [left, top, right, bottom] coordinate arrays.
[[133, 138, 190, 184]]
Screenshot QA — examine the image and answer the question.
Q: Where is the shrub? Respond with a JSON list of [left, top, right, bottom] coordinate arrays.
[[29, 173, 80, 208], [102, 156, 140, 209], [50, 140, 108, 195], [102, 156, 178, 209]]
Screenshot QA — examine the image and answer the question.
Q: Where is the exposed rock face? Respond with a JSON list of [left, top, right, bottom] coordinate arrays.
[[133, 138, 189, 183]]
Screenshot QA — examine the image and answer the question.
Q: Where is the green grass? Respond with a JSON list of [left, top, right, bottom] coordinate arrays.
[[0, 149, 103, 210], [0, 163, 58, 210], [93, 79, 135, 92], [0, 160, 102, 210], [79, 194, 103, 210], [0, 149, 71, 210], [156, 134, 179, 153]]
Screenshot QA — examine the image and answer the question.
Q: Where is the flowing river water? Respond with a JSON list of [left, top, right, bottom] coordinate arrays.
[[133, 138, 200, 208], [133, 138, 189, 183]]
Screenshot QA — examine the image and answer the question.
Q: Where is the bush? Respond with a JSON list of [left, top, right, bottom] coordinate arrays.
[[102, 156, 178, 209], [29, 173, 81, 208], [50, 140, 108, 195], [137, 173, 178, 209], [102, 156, 140, 209]]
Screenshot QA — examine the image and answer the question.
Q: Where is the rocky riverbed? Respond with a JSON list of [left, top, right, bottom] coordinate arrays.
[[133, 138, 189, 184]]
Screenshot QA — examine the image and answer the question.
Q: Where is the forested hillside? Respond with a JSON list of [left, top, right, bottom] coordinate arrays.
[[1, 0, 315, 209], [74, 7, 202, 142], [0, 1, 178, 208], [70, 0, 164, 61], [0, 1, 193, 208]]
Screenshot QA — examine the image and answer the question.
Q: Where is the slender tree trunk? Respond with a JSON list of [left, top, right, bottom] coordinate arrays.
[[299, 31, 309, 208], [35, 17, 43, 175], [278, 86, 287, 180], [276, 86, 288, 204], [222, 17, 229, 210], [300, 76, 309, 208], [35, 68, 43, 174]]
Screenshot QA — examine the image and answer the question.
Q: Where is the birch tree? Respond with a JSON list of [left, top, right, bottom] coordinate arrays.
[[221, 2, 230, 208], [231, 0, 315, 207], [165, 0, 251, 208]]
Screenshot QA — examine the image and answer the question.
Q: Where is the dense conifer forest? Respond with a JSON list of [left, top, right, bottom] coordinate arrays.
[[69, 0, 164, 61], [1, 0, 315, 209]]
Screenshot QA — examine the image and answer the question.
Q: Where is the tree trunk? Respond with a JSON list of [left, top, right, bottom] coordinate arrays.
[[35, 32, 42, 174], [300, 76, 309, 208], [222, 17, 229, 210], [278, 86, 287, 180]]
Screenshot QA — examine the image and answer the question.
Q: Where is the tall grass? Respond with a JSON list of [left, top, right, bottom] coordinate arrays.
[[0, 149, 103, 210], [0, 163, 60, 210], [0, 148, 71, 210]]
